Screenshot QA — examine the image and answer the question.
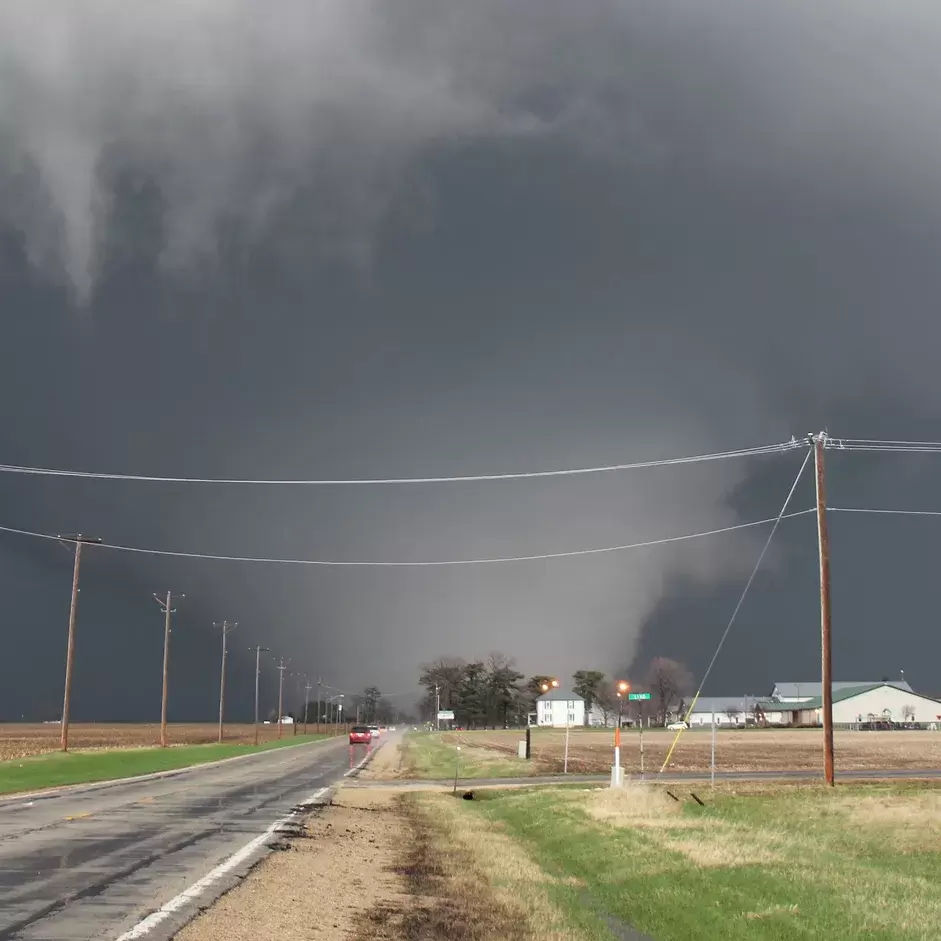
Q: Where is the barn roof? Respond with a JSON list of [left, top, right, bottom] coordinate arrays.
[[771, 680, 913, 699]]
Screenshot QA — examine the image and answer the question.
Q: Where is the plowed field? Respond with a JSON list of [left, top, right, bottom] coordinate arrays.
[[0, 722, 341, 761]]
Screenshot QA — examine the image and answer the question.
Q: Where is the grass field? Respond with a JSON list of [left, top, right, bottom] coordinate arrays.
[[408, 781, 941, 940], [0, 732, 330, 795], [0, 721, 344, 761], [370, 728, 941, 780]]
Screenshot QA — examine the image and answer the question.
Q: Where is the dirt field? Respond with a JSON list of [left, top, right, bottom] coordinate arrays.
[[0, 722, 343, 761], [413, 728, 941, 775]]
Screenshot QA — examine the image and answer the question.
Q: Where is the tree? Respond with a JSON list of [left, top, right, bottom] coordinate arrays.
[[572, 670, 606, 723], [455, 661, 489, 728], [645, 657, 694, 726], [419, 657, 467, 711], [725, 706, 738, 725], [594, 685, 617, 727], [902, 704, 916, 723], [487, 652, 524, 728], [362, 686, 381, 723]]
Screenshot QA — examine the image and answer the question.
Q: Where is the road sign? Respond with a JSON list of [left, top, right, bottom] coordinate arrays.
[[437, 710, 455, 720], [628, 692, 651, 701]]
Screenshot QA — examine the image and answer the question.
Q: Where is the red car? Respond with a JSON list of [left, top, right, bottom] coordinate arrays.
[[349, 725, 372, 744]]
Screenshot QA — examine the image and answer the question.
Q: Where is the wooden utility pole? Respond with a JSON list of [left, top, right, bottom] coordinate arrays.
[[813, 432, 835, 786], [303, 679, 312, 735], [215, 620, 237, 743], [276, 657, 288, 739], [251, 644, 269, 746], [59, 534, 101, 752], [154, 591, 183, 748]]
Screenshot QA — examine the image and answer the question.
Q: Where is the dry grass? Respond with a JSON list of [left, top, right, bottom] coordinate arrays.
[[435, 727, 941, 773], [0, 722, 340, 760], [391, 792, 583, 940], [585, 785, 783, 867]]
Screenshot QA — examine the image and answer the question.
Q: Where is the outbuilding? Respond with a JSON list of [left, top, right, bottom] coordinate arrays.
[[536, 689, 585, 728], [688, 696, 764, 726], [790, 683, 941, 726]]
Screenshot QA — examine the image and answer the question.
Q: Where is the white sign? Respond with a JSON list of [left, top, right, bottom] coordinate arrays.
[[437, 710, 455, 720]]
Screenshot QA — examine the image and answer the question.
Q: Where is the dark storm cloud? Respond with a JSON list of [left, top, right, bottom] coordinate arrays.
[[2, 2, 941, 720]]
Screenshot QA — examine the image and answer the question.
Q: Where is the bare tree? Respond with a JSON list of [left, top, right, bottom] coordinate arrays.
[[902, 704, 916, 723], [725, 706, 739, 725], [594, 685, 616, 727], [645, 657, 694, 726]]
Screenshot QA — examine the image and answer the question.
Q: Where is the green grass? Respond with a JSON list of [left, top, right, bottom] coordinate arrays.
[[401, 732, 535, 779], [448, 782, 941, 940], [0, 734, 329, 795]]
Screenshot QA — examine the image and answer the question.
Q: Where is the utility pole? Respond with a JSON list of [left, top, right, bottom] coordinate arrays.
[[435, 683, 440, 731], [813, 432, 835, 786], [153, 591, 184, 748], [316, 678, 322, 735], [251, 645, 269, 745], [58, 534, 101, 752], [215, 620, 237, 743], [304, 678, 312, 735], [276, 657, 288, 739]]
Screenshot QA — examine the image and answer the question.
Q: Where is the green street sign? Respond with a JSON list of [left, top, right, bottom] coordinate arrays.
[[628, 692, 651, 701]]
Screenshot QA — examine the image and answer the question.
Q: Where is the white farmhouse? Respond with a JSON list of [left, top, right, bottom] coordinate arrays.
[[536, 689, 585, 728]]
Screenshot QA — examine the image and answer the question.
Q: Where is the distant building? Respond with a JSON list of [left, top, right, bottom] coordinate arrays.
[[689, 681, 940, 728], [770, 683, 941, 726], [770, 680, 914, 702], [688, 696, 764, 726], [536, 689, 585, 728]]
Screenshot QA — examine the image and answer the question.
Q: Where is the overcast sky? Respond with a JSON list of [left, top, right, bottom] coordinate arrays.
[[2, 2, 941, 720]]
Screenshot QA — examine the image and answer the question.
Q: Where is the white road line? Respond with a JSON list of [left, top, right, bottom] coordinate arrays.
[[114, 785, 330, 940], [343, 747, 375, 777]]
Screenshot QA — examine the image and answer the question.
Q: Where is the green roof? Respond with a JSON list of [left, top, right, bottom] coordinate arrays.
[[762, 683, 916, 712]]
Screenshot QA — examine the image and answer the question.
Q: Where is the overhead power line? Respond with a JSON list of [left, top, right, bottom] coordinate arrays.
[[660, 447, 813, 773], [0, 510, 815, 567], [830, 507, 941, 517], [826, 438, 941, 454], [0, 439, 803, 486]]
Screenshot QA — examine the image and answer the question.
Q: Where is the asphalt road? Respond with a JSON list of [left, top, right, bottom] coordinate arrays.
[[0, 736, 368, 941]]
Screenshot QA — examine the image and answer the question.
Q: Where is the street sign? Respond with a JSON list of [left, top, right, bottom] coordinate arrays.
[[628, 692, 651, 701], [437, 710, 455, 720]]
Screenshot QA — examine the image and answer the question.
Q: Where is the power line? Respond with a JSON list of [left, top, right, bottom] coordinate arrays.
[[660, 447, 813, 773], [0, 439, 803, 486], [826, 438, 941, 453], [830, 507, 941, 517], [0, 510, 815, 568]]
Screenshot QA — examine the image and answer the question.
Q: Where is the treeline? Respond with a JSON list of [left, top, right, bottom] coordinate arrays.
[[417, 654, 695, 728]]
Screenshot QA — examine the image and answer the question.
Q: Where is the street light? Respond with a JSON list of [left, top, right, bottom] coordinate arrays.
[[612, 680, 630, 788]]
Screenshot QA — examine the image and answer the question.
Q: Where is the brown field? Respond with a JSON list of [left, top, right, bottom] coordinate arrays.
[[0, 722, 343, 761], [436, 727, 941, 774]]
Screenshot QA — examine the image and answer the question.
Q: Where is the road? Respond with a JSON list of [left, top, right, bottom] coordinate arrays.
[[0, 736, 370, 941]]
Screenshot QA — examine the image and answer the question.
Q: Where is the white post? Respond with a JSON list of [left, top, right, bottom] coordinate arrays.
[[711, 711, 716, 787]]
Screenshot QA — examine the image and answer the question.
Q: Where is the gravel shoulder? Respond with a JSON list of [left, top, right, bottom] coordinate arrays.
[[175, 787, 410, 941]]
